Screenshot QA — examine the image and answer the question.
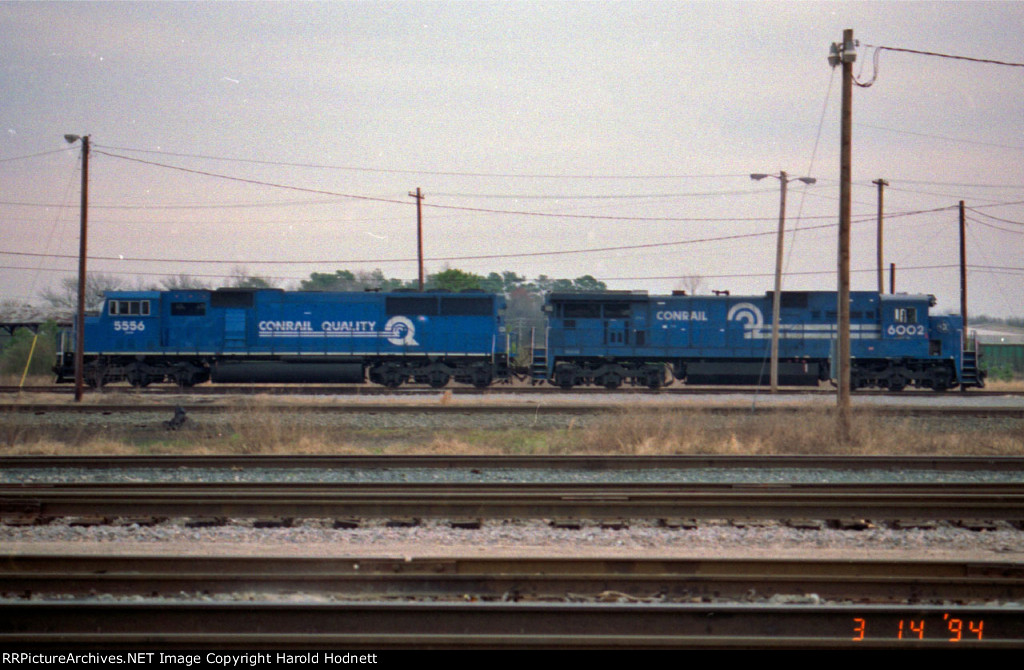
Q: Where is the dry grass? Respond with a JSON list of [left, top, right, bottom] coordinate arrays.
[[579, 408, 1024, 456], [983, 378, 1024, 393], [2, 390, 1023, 457]]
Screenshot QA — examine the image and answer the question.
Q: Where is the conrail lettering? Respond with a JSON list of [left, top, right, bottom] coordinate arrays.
[[258, 321, 313, 331], [655, 310, 708, 322]]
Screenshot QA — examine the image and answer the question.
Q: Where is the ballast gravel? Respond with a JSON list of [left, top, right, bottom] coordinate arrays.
[[5, 517, 1024, 561]]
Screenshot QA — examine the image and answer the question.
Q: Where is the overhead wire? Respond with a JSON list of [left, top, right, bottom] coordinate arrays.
[[855, 42, 1024, 88], [0, 204, 960, 271], [784, 62, 836, 274], [93, 149, 841, 223], [94, 143, 748, 181], [0, 147, 75, 163], [861, 44, 1024, 69]]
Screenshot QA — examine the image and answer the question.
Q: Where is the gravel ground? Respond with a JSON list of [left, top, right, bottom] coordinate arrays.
[[5, 391, 1024, 567], [5, 517, 1024, 563], [3, 465, 1024, 484]]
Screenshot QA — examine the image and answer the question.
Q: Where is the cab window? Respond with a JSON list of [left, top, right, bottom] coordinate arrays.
[[893, 307, 917, 324], [108, 300, 150, 316]]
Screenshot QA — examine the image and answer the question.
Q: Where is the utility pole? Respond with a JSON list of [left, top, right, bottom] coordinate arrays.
[[889, 262, 896, 294], [773, 172, 788, 393], [409, 188, 424, 291], [873, 178, 889, 294], [750, 171, 816, 392], [959, 200, 968, 348], [829, 29, 855, 442], [64, 134, 90, 402]]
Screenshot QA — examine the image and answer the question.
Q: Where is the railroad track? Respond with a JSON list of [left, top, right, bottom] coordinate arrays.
[[2, 555, 1022, 648], [6, 383, 1023, 398], [4, 481, 1024, 521], [5, 554, 1023, 603], [5, 454, 1024, 471], [4, 402, 1024, 418], [3, 600, 1020, 649]]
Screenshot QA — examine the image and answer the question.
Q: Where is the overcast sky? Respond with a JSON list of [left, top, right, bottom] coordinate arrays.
[[2, 1, 1022, 318]]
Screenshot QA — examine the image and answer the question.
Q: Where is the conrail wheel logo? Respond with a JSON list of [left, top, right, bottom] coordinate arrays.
[[727, 302, 764, 334], [384, 316, 418, 346]]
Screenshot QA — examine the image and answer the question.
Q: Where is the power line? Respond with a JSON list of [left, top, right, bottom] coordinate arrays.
[[0, 203, 966, 270], [0, 147, 74, 163], [857, 123, 1024, 152], [967, 216, 1024, 236], [599, 264, 1024, 282], [428, 187, 768, 200], [0, 224, 833, 266], [966, 208, 1024, 226], [94, 143, 748, 181], [0, 197, 348, 210], [93, 149, 836, 223], [863, 44, 1024, 68], [895, 180, 1024, 190], [8, 263, 1021, 287]]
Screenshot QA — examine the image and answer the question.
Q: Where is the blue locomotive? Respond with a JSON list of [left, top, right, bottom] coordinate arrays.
[[54, 288, 511, 388], [532, 290, 983, 391], [55, 286, 983, 391]]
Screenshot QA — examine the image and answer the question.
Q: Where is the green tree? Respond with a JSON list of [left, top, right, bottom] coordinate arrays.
[[300, 270, 358, 291], [571, 274, 607, 292], [429, 268, 484, 292], [300, 269, 410, 292], [0, 321, 58, 378]]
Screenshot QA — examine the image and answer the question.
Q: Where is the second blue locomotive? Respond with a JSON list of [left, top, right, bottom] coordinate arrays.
[[533, 290, 981, 391]]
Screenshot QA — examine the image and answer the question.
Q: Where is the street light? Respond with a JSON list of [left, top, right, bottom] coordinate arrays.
[[65, 134, 90, 402], [750, 171, 816, 392]]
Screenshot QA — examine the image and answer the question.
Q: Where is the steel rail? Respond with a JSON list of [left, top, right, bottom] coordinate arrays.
[[6, 383, 1022, 398], [1, 601, 1021, 649], [3, 403, 1023, 418], [4, 555, 1024, 603], [3, 481, 1024, 520], [5, 454, 1024, 472]]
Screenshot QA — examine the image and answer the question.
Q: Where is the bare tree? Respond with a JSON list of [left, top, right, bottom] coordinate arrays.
[[39, 273, 125, 315], [158, 274, 211, 290], [676, 275, 704, 295], [226, 266, 276, 289]]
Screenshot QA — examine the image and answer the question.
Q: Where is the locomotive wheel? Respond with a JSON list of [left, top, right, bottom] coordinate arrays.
[[555, 367, 575, 390], [931, 368, 952, 392], [643, 367, 664, 390], [85, 365, 107, 388], [471, 368, 492, 389], [370, 364, 405, 388], [126, 365, 151, 388], [172, 364, 205, 388], [887, 373, 906, 392], [427, 370, 450, 389]]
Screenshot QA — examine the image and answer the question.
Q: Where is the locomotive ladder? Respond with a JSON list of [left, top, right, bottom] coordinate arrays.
[[530, 327, 549, 382], [960, 349, 983, 388]]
